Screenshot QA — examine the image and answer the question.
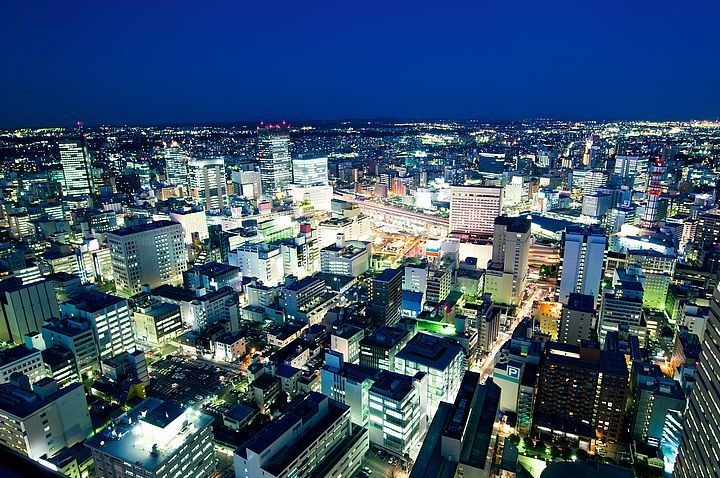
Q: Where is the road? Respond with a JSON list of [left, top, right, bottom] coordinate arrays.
[[471, 284, 548, 382]]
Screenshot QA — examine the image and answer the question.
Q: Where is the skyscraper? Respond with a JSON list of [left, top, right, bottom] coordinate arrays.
[[368, 268, 403, 326], [558, 225, 607, 304], [674, 285, 720, 478], [59, 137, 93, 196], [188, 157, 228, 211], [106, 221, 187, 296], [449, 185, 503, 236], [163, 140, 189, 187], [614, 155, 649, 192], [292, 154, 328, 187], [484, 215, 531, 305], [258, 123, 292, 195]]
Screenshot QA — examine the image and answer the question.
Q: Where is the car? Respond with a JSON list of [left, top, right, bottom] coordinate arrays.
[[363, 467, 372, 473]]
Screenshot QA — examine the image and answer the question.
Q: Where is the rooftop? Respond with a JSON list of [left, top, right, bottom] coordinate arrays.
[[107, 220, 179, 237], [396, 333, 464, 370]]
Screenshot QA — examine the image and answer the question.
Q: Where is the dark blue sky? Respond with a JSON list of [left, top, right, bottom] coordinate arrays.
[[1, 0, 719, 127]]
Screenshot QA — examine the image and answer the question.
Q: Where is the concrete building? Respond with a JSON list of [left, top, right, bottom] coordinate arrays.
[[163, 140, 189, 187], [319, 235, 371, 277], [229, 242, 284, 286], [630, 363, 686, 446], [558, 226, 607, 304], [185, 262, 241, 291], [614, 155, 649, 192], [152, 284, 239, 331], [234, 392, 369, 478], [0, 376, 91, 461], [369, 369, 427, 457], [59, 138, 93, 197], [330, 324, 364, 364], [558, 293, 596, 345], [188, 157, 228, 211], [0, 278, 60, 344], [106, 221, 187, 296], [86, 398, 215, 478], [61, 290, 134, 361], [168, 207, 209, 244], [598, 278, 646, 347], [133, 300, 183, 348], [395, 333, 465, 420], [321, 351, 379, 427], [410, 373, 501, 478], [0, 344, 46, 384], [674, 285, 720, 478], [42, 317, 100, 377], [369, 268, 403, 326], [449, 185, 503, 235], [484, 216, 531, 306], [360, 325, 412, 371], [317, 215, 372, 248]]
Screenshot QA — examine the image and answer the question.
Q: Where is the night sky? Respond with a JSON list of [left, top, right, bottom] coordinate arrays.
[[1, 0, 719, 128]]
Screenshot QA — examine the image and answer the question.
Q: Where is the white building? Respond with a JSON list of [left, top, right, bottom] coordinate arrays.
[[292, 154, 328, 187], [320, 235, 371, 277], [317, 215, 372, 247], [558, 225, 607, 304], [169, 208, 209, 244], [0, 345, 46, 384], [0, 278, 60, 344], [229, 242, 284, 286], [61, 290, 135, 361], [234, 392, 368, 478], [106, 220, 187, 296], [449, 185, 503, 235], [188, 157, 228, 211], [163, 141, 189, 187], [484, 216, 531, 306], [0, 376, 91, 461], [614, 155, 649, 192], [394, 333, 465, 420], [86, 398, 216, 478]]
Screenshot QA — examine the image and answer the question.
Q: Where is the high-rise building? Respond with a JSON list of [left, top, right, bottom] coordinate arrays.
[[558, 293, 595, 345], [368, 268, 403, 326], [188, 157, 228, 211], [630, 363, 686, 447], [42, 317, 100, 377], [0, 376, 91, 461], [534, 342, 628, 443], [395, 333, 465, 420], [292, 154, 328, 187], [558, 226, 607, 304], [86, 398, 216, 478], [163, 140, 189, 187], [258, 124, 292, 195], [368, 370, 427, 456], [582, 169, 609, 196], [359, 325, 412, 371], [229, 242, 284, 286], [484, 215, 531, 305], [321, 351, 379, 427], [614, 155, 649, 192], [0, 278, 60, 344], [643, 157, 665, 228], [59, 137, 93, 196], [597, 276, 646, 347], [234, 392, 369, 478], [106, 221, 187, 296], [674, 285, 720, 478], [449, 185, 503, 236], [61, 290, 134, 361]]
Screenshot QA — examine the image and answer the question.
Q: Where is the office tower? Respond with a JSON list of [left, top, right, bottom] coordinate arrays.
[[42, 317, 100, 377], [581, 192, 612, 218], [404, 261, 428, 295], [258, 124, 292, 195], [279, 275, 330, 324], [643, 157, 665, 228], [330, 324, 364, 364], [228, 242, 284, 286], [368, 268, 403, 326], [598, 276, 646, 347], [319, 235, 371, 277], [0, 345, 46, 384], [87, 398, 216, 478], [606, 204, 637, 233], [411, 373, 501, 478], [106, 221, 187, 296], [185, 262, 242, 291], [359, 325, 412, 371], [152, 284, 239, 331], [582, 169, 609, 196], [292, 154, 328, 187], [188, 157, 228, 211], [317, 215, 372, 247], [59, 137, 93, 196], [132, 300, 183, 347], [163, 140, 189, 186], [321, 351, 379, 426], [534, 342, 628, 443], [0, 376, 91, 461], [61, 289, 134, 361], [558, 293, 596, 345], [168, 207, 209, 244], [395, 333, 465, 419], [279, 224, 321, 279], [674, 285, 720, 478], [558, 225, 607, 304], [503, 174, 529, 207], [614, 155, 649, 192], [484, 216, 531, 306], [449, 185, 503, 235], [368, 370, 427, 456], [0, 278, 60, 344], [235, 392, 369, 478], [630, 363, 686, 447]]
